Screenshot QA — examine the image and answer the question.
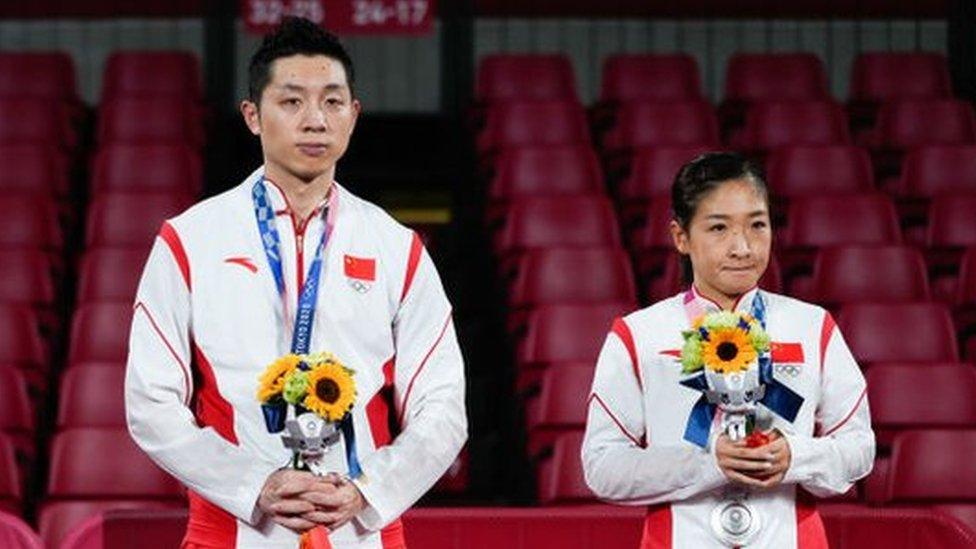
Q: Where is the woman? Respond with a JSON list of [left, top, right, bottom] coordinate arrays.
[[582, 152, 875, 548]]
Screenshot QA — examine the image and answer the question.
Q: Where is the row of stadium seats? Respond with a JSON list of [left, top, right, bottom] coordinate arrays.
[[476, 51, 952, 131]]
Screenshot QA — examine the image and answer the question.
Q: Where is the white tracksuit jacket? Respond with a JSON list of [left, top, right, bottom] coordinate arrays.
[[125, 167, 467, 548], [582, 286, 875, 548]]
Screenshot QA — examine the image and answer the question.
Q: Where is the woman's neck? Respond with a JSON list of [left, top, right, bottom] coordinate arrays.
[[693, 282, 740, 311]]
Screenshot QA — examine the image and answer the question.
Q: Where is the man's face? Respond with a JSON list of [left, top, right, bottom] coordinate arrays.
[[242, 54, 360, 183]]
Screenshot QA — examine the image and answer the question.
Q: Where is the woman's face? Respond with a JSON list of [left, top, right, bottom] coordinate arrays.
[[670, 178, 771, 305]]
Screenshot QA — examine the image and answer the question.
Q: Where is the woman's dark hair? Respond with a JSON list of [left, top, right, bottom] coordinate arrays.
[[670, 152, 770, 283], [248, 16, 355, 103]]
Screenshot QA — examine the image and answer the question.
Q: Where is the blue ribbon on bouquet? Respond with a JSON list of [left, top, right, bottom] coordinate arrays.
[[680, 292, 805, 448], [253, 178, 362, 478]]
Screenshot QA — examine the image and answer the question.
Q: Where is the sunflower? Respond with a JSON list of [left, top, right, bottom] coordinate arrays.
[[257, 354, 302, 403], [701, 327, 757, 374], [303, 361, 357, 422]]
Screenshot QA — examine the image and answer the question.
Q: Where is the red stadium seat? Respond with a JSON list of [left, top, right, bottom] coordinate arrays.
[[927, 194, 976, 248], [97, 97, 203, 147], [45, 429, 181, 498], [0, 434, 21, 515], [488, 146, 604, 200], [102, 51, 202, 99], [819, 504, 976, 548], [0, 193, 61, 250], [478, 101, 590, 155], [618, 144, 714, 203], [886, 429, 976, 503], [517, 303, 634, 367], [959, 247, 976, 305], [0, 249, 56, 310], [0, 369, 34, 478], [0, 511, 42, 548], [867, 363, 976, 449], [85, 192, 192, 248], [837, 303, 958, 364], [850, 52, 951, 104], [0, 305, 46, 377], [403, 507, 645, 549], [39, 427, 185, 545], [875, 99, 976, 152], [629, 198, 674, 251], [91, 144, 202, 195], [0, 52, 77, 103], [57, 367, 126, 429], [602, 100, 720, 155], [0, 145, 69, 197], [476, 54, 577, 103], [720, 53, 829, 131], [0, 369, 33, 437], [40, 501, 184, 549], [783, 194, 901, 248], [810, 246, 929, 306], [899, 145, 976, 198], [0, 97, 73, 150], [733, 101, 851, 152], [600, 54, 702, 103], [59, 508, 188, 549], [77, 248, 149, 305], [68, 304, 135, 366], [723, 53, 829, 104], [766, 145, 874, 198], [536, 430, 590, 504], [494, 196, 620, 255], [509, 248, 636, 308], [525, 363, 593, 456]]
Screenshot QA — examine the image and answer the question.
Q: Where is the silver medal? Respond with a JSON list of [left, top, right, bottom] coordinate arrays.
[[710, 498, 761, 547]]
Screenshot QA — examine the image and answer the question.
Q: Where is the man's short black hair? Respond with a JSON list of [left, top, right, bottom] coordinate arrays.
[[248, 16, 355, 102]]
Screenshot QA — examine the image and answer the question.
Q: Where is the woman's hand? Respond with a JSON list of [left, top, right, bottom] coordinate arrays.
[[715, 431, 791, 489]]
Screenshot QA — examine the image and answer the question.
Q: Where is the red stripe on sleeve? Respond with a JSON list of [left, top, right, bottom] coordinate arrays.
[[399, 232, 424, 304], [159, 221, 191, 292], [397, 313, 452, 426], [133, 302, 192, 404], [611, 317, 642, 390], [822, 388, 867, 437], [588, 393, 645, 448], [819, 312, 836, 376]]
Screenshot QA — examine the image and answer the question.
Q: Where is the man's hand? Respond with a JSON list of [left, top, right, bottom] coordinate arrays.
[[258, 469, 339, 533], [300, 474, 366, 532], [716, 431, 791, 489]]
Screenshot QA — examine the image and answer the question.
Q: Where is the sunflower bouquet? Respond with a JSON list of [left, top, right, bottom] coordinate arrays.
[[680, 311, 772, 445], [258, 353, 357, 549], [257, 352, 357, 469]]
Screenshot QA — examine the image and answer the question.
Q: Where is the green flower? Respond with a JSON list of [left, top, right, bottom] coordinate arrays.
[[702, 311, 739, 331], [282, 371, 309, 405], [680, 334, 704, 374], [749, 324, 771, 353]]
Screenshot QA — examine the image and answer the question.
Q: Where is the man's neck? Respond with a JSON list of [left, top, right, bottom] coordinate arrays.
[[265, 165, 333, 221]]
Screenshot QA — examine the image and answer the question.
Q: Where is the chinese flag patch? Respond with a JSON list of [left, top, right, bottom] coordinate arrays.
[[343, 255, 376, 281], [771, 342, 804, 363]]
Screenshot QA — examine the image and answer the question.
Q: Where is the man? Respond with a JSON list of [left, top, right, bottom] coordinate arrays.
[[125, 17, 467, 548]]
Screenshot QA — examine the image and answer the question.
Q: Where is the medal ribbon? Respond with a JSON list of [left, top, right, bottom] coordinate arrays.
[[253, 178, 362, 478]]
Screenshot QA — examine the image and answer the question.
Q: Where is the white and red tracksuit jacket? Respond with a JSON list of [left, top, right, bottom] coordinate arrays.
[[582, 286, 875, 548], [125, 167, 467, 548]]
